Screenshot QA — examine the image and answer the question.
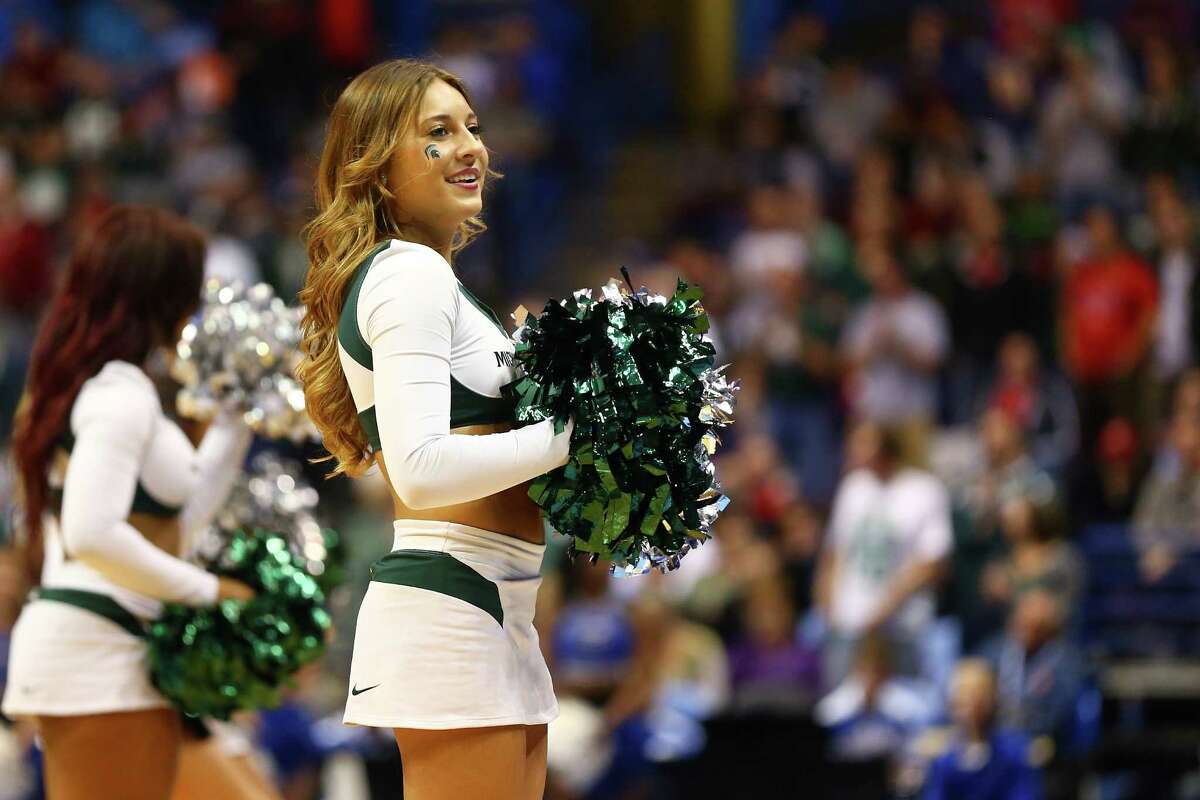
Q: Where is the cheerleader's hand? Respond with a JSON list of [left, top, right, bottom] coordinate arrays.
[[216, 576, 256, 602]]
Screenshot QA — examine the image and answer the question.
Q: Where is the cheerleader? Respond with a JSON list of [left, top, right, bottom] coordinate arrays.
[[299, 60, 572, 800], [3, 206, 259, 799]]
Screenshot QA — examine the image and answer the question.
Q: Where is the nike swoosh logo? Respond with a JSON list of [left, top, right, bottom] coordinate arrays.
[[351, 683, 381, 696]]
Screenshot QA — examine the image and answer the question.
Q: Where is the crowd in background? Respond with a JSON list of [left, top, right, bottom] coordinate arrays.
[[2, 1, 1200, 799]]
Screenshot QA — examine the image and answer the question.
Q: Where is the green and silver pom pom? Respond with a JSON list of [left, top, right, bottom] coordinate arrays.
[[173, 281, 316, 442], [508, 270, 737, 574], [147, 528, 331, 720], [193, 452, 345, 595]]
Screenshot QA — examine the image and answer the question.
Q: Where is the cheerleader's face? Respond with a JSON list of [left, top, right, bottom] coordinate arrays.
[[388, 79, 488, 245]]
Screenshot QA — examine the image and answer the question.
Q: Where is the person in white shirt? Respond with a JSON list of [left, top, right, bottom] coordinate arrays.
[[816, 422, 953, 688], [842, 243, 949, 466], [298, 60, 572, 800], [2, 206, 256, 799]]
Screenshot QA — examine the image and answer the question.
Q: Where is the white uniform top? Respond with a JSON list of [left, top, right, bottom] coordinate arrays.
[[825, 467, 952, 636], [46, 360, 252, 617], [336, 239, 571, 509]]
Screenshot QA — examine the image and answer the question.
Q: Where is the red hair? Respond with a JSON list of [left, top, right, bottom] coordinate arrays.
[[11, 206, 205, 574]]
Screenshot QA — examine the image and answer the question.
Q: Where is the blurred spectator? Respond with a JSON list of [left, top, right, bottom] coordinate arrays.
[[812, 58, 893, 177], [986, 333, 1080, 477], [0, 158, 52, 316], [842, 243, 950, 465], [963, 407, 1059, 532], [1168, 368, 1200, 423], [727, 571, 821, 712], [434, 24, 497, 110], [953, 407, 1060, 647], [897, 6, 982, 119], [1003, 173, 1061, 350], [1122, 36, 1200, 180], [945, 176, 1032, 421], [729, 185, 806, 284], [625, 592, 730, 724], [976, 56, 1038, 196], [816, 422, 952, 686], [774, 501, 821, 615], [902, 156, 956, 295], [761, 262, 844, 504], [676, 510, 776, 634], [1132, 412, 1200, 583], [258, 694, 326, 799], [1038, 28, 1133, 214], [1149, 188, 1198, 389], [981, 497, 1083, 629], [580, 592, 729, 782], [981, 590, 1086, 749], [759, 12, 826, 141], [1071, 416, 1147, 526], [552, 560, 635, 703], [715, 433, 799, 529], [815, 635, 938, 763], [786, 182, 859, 302], [725, 186, 809, 353], [552, 582, 728, 800], [1060, 204, 1159, 442], [921, 659, 1043, 800]]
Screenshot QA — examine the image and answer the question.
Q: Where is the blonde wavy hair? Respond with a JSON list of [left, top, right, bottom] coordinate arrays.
[[299, 59, 491, 477]]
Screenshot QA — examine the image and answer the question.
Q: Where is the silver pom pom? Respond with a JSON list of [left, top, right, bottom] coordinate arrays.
[[191, 452, 334, 582], [174, 280, 316, 442]]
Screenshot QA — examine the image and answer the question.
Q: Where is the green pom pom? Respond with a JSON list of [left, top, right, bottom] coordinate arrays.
[[146, 528, 330, 719], [509, 277, 737, 573]]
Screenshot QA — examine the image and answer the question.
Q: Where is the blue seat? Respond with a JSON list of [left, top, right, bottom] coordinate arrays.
[[1081, 525, 1200, 657], [1067, 677, 1103, 756]]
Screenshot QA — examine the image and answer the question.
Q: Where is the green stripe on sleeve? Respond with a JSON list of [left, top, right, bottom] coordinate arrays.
[[358, 406, 381, 451], [337, 242, 392, 370]]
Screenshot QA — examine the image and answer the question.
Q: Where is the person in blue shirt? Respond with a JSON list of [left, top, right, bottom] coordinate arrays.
[[981, 589, 1085, 747], [923, 659, 1043, 800]]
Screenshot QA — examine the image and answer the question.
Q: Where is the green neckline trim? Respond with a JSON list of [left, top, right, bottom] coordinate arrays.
[[457, 283, 509, 336]]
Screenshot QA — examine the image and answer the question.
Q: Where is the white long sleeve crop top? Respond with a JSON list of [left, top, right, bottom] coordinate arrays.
[[335, 239, 571, 510], [45, 360, 253, 617]]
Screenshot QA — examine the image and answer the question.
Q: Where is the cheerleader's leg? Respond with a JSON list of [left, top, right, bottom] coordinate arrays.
[[39, 709, 181, 800], [393, 724, 527, 800], [523, 723, 548, 800], [172, 735, 281, 800]]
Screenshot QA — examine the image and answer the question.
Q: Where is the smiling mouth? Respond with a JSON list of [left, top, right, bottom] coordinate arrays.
[[446, 170, 480, 189]]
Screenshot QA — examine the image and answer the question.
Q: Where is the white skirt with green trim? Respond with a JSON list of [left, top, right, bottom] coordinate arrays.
[[343, 519, 558, 730], [3, 598, 166, 718]]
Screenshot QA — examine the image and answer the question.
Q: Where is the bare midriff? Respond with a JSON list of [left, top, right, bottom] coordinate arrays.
[[53, 446, 184, 558], [128, 513, 182, 556], [375, 421, 545, 544]]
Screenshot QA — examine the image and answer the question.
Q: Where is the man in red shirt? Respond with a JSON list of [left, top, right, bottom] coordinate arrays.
[[1061, 204, 1158, 444]]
